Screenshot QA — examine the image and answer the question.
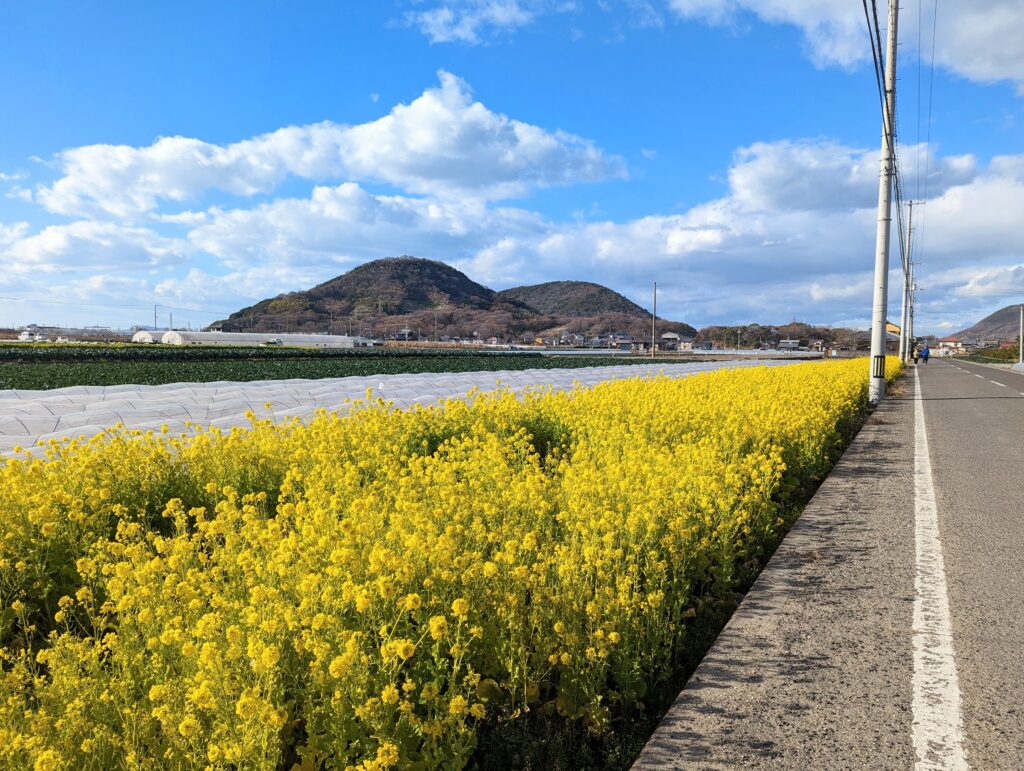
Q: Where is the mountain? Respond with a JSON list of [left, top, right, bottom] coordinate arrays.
[[498, 281, 647, 317], [955, 304, 1023, 341], [214, 256, 696, 340]]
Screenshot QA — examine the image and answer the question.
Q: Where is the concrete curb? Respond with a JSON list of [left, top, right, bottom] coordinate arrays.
[[632, 386, 917, 769]]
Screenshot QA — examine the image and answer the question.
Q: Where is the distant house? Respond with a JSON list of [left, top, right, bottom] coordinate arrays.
[[778, 339, 802, 351], [854, 331, 900, 352], [937, 336, 963, 350], [886, 321, 901, 336]]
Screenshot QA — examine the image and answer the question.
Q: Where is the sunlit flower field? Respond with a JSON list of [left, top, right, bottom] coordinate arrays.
[[0, 359, 897, 770]]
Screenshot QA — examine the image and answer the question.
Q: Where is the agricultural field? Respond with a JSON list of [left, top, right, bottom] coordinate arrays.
[[0, 359, 898, 769], [0, 345, 652, 391]]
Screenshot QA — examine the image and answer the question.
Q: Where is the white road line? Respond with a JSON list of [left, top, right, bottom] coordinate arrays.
[[913, 367, 969, 770], [974, 374, 985, 378], [990, 380, 1007, 387]]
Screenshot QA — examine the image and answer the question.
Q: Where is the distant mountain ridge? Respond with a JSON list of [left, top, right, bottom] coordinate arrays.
[[955, 304, 1024, 341], [498, 281, 649, 317], [216, 256, 696, 340]]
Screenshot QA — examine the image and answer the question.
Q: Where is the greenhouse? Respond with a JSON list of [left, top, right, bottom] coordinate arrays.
[[160, 331, 361, 348]]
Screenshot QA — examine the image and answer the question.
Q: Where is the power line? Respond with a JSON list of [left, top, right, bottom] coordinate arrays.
[[863, 1, 910, 280], [916, 0, 940, 276], [871, 0, 917, 287]]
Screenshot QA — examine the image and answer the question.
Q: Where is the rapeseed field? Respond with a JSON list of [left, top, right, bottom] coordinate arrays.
[[0, 359, 898, 770]]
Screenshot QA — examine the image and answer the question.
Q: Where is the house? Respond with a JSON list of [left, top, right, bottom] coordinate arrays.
[[937, 336, 964, 351], [778, 339, 802, 351], [17, 324, 58, 342], [854, 330, 900, 352], [659, 332, 681, 351]]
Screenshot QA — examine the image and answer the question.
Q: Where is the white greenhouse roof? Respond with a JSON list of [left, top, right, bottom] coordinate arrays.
[[0, 360, 792, 456], [161, 331, 357, 347]]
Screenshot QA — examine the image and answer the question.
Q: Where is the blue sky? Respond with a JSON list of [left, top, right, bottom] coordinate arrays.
[[1, 0, 1023, 334]]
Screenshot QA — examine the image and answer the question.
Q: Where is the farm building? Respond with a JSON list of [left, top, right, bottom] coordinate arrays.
[[161, 331, 361, 348]]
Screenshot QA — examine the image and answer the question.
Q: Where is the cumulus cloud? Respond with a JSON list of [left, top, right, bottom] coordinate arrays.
[[668, 0, 1024, 87], [0, 222, 31, 251], [36, 72, 624, 219], [188, 182, 549, 269], [728, 140, 976, 212], [3, 221, 192, 274], [5, 127, 1024, 332]]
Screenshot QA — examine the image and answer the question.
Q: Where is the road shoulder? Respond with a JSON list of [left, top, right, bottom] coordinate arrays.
[[633, 383, 917, 769]]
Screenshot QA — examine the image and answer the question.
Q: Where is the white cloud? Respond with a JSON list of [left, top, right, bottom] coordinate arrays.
[[408, 0, 538, 44], [5, 187, 33, 202], [3, 221, 192, 274], [6, 121, 1024, 333], [152, 266, 328, 307], [35, 72, 624, 219], [728, 140, 976, 212], [668, 0, 1024, 87], [955, 264, 1024, 297], [0, 222, 31, 251], [188, 182, 548, 270]]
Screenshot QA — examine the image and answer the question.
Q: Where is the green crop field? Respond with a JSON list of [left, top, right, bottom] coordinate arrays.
[[0, 344, 660, 390]]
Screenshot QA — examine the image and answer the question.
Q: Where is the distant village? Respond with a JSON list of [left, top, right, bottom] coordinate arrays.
[[3, 320, 1015, 356]]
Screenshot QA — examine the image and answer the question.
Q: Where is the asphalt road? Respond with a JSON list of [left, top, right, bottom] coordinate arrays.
[[920, 359, 1024, 768], [633, 360, 1024, 769]]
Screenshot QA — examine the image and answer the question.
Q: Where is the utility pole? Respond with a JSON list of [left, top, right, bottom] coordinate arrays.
[[908, 261, 916, 357], [651, 282, 657, 359], [1018, 304, 1023, 367], [899, 201, 915, 362], [154, 304, 158, 331], [869, 0, 900, 403]]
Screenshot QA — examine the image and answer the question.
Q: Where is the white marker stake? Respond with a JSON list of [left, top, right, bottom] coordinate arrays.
[[913, 366, 969, 769]]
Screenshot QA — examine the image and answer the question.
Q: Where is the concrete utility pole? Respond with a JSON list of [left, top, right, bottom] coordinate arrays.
[[869, 0, 900, 403], [1017, 304, 1024, 369], [651, 282, 657, 359], [898, 201, 915, 362], [908, 261, 916, 356]]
